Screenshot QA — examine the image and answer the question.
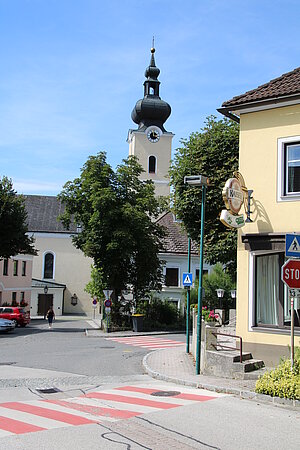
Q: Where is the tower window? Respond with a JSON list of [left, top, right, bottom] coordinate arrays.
[[148, 156, 156, 174]]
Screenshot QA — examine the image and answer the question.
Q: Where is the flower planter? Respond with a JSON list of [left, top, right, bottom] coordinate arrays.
[[132, 315, 144, 332]]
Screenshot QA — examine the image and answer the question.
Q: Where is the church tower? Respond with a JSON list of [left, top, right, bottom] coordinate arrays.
[[128, 46, 173, 197]]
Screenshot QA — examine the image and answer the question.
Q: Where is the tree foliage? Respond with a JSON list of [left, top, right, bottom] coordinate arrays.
[[169, 116, 239, 277], [58, 152, 165, 300], [0, 177, 36, 258]]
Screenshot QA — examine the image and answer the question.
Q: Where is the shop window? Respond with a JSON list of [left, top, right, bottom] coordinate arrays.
[[43, 252, 54, 279], [165, 268, 179, 287], [253, 252, 299, 328], [3, 258, 8, 276]]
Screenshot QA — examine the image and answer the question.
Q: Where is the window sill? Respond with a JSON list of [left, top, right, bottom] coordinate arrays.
[[251, 326, 300, 336]]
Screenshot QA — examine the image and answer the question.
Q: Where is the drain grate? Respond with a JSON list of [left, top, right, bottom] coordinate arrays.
[[0, 362, 16, 366], [151, 390, 181, 397], [36, 387, 61, 394]]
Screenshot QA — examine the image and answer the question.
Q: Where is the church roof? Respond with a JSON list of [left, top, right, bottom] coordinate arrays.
[[24, 195, 77, 233], [221, 66, 300, 109], [131, 47, 171, 132], [157, 211, 198, 255]]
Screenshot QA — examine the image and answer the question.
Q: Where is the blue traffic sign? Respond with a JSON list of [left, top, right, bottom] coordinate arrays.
[[286, 234, 300, 258], [182, 272, 193, 287]]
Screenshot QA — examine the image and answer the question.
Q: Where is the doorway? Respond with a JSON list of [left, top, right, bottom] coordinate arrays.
[[38, 294, 53, 318]]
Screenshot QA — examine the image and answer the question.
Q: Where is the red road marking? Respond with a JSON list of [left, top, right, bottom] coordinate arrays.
[[45, 399, 140, 419], [1, 402, 97, 425], [116, 386, 215, 401], [84, 392, 180, 409], [0, 415, 45, 434]]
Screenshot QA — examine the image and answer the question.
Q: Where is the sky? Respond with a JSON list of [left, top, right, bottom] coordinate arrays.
[[0, 0, 299, 196]]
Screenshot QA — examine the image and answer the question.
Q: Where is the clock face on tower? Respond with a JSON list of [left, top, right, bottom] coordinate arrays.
[[146, 126, 161, 143]]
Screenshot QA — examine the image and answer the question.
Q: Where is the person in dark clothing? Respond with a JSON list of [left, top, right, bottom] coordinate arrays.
[[46, 307, 55, 329]]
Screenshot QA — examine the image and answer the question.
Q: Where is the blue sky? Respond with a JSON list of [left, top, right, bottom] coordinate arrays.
[[0, 0, 299, 195]]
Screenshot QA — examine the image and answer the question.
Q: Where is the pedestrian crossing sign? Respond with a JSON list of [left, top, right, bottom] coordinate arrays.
[[286, 234, 300, 258], [182, 272, 193, 287]]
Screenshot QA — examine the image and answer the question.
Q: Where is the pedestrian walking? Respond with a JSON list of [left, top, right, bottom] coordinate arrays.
[[46, 307, 55, 329]]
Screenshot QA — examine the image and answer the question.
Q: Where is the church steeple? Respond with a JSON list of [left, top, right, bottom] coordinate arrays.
[[131, 46, 171, 132]]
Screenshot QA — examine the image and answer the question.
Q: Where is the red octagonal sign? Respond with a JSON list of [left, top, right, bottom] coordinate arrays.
[[281, 259, 300, 289]]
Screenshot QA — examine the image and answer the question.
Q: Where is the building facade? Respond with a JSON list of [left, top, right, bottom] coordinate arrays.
[[25, 195, 93, 316], [0, 254, 33, 308], [219, 67, 300, 365]]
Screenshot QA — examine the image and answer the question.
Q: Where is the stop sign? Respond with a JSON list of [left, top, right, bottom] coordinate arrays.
[[281, 259, 300, 289]]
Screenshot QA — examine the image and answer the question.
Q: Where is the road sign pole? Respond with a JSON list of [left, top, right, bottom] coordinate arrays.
[[186, 237, 191, 354], [290, 291, 295, 369]]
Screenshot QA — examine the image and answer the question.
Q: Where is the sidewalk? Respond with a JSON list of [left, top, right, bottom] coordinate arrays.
[[87, 328, 300, 409]]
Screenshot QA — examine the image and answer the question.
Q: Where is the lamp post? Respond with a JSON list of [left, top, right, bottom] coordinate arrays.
[[184, 174, 209, 375], [216, 288, 225, 309]]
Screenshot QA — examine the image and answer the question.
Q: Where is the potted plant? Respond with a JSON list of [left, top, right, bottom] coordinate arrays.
[[201, 306, 219, 326]]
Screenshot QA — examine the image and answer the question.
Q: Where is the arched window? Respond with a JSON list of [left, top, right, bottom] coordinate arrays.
[[148, 156, 156, 174], [43, 252, 54, 279]]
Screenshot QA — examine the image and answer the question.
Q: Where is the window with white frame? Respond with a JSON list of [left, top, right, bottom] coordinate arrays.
[[165, 268, 179, 287], [278, 136, 300, 200]]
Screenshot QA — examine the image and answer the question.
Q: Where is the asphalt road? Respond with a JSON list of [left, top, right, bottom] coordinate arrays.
[[0, 317, 185, 377]]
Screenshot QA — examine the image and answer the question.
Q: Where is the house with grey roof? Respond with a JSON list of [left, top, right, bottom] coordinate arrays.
[[24, 195, 93, 317]]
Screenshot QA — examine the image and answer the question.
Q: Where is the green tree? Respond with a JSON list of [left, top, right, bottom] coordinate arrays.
[[0, 177, 36, 258], [58, 152, 165, 304], [169, 116, 239, 277]]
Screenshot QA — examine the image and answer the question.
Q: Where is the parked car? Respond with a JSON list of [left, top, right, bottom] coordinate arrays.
[[0, 318, 16, 332], [0, 307, 30, 327]]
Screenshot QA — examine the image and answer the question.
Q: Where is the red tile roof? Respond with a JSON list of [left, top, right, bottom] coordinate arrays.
[[222, 67, 300, 108], [157, 212, 198, 255]]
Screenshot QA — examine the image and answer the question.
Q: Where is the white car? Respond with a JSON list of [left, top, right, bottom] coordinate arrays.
[[0, 318, 16, 332]]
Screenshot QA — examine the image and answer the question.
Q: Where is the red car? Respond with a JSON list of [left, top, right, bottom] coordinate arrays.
[[0, 307, 30, 327]]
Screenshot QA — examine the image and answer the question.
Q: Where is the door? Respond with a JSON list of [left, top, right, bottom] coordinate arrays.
[[38, 294, 53, 317]]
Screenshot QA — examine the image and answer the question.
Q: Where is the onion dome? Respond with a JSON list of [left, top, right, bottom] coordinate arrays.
[[131, 47, 171, 132]]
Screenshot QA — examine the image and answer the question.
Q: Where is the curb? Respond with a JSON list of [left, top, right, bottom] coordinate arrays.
[[142, 352, 300, 410]]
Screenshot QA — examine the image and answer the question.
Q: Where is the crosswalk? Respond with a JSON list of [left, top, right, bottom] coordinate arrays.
[[105, 335, 185, 349], [0, 383, 225, 438]]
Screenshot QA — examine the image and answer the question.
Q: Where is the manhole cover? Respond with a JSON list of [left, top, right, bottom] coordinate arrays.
[[36, 388, 61, 394], [98, 346, 115, 349], [151, 390, 181, 397]]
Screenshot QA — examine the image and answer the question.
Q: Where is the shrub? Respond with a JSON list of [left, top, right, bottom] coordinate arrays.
[[255, 358, 300, 400], [136, 297, 184, 331]]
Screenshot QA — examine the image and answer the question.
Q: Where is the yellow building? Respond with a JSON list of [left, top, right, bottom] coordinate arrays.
[[219, 67, 300, 365]]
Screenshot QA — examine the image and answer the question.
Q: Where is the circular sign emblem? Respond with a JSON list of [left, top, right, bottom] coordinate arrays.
[[222, 178, 244, 215], [92, 299, 97, 305], [104, 299, 112, 308]]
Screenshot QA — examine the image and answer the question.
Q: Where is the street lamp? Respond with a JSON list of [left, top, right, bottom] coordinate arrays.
[[71, 293, 78, 306], [216, 288, 225, 309], [230, 289, 236, 299], [184, 174, 209, 375]]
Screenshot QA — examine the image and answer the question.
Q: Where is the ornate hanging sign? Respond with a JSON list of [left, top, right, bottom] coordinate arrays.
[[220, 172, 253, 229]]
